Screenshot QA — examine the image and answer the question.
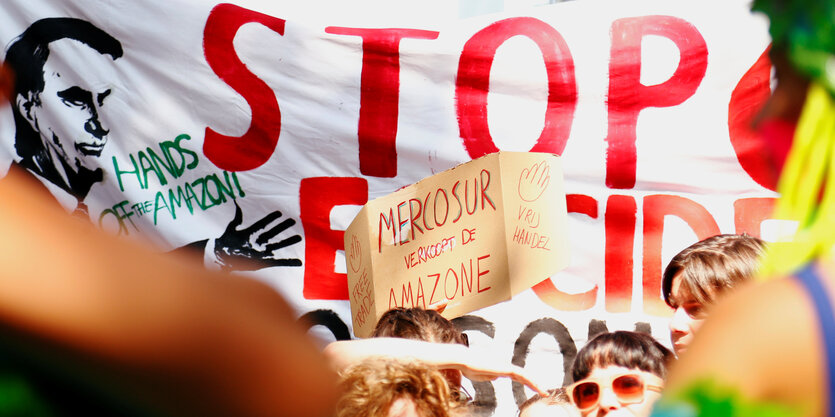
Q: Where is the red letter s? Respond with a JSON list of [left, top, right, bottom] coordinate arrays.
[[203, 3, 285, 171]]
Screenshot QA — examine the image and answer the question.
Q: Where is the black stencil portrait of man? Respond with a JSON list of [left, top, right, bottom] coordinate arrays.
[[5, 17, 302, 270], [6, 18, 120, 208]]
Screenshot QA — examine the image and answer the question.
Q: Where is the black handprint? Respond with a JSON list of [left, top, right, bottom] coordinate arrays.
[[214, 202, 302, 271]]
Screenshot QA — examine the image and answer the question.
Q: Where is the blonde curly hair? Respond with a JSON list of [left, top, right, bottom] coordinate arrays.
[[336, 358, 468, 417]]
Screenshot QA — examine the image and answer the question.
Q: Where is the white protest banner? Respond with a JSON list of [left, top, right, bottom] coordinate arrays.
[[0, 0, 774, 414]]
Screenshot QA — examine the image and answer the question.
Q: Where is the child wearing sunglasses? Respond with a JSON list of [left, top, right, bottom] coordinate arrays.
[[569, 331, 674, 417]]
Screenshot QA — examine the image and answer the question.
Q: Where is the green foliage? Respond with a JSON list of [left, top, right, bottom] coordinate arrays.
[[752, 0, 835, 94], [650, 378, 799, 417]]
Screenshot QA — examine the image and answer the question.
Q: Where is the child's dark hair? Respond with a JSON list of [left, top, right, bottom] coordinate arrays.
[[571, 331, 674, 382]]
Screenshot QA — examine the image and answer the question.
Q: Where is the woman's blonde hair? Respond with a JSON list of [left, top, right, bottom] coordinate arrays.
[[336, 359, 467, 417]]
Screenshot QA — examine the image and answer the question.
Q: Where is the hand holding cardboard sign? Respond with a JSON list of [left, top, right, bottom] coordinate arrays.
[[518, 160, 551, 202]]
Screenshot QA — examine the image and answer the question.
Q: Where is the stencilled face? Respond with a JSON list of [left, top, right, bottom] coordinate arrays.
[[667, 274, 711, 356], [25, 38, 118, 174]]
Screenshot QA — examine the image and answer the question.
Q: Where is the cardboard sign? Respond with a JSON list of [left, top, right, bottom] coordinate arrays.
[[345, 151, 570, 337]]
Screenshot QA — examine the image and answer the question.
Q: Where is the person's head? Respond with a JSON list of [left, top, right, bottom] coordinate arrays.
[[336, 359, 467, 417], [372, 307, 469, 346], [569, 331, 673, 417], [372, 307, 469, 390], [518, 388, 580, 417], [5, 18, 122, 195], [662, 234, 766, 355]]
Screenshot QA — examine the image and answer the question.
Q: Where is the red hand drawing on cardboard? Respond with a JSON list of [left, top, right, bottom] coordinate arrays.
[[517, 160, 550, 202], [348, 233, 362, 273]]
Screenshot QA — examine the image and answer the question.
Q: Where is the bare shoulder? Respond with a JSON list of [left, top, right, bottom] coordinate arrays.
[[666, 269, 825, 415]]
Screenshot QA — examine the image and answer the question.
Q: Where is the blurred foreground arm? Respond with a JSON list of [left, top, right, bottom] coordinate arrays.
[[657, 274, 823, 416], [325, 337, 546, 395], [0, 167, 338, 417]]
